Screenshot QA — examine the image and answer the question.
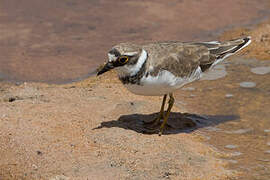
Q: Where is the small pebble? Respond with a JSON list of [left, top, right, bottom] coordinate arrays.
[[225, 94, 233, 98], [37, 151, 42, 155], [225, 145, 238, 149], [229, 128, 253, 134], [50, 175, 70, 180], [264, 129, 270, 133], [267, 142, 270, 146], [205, 126, 221, 132], [32, 164, 38, 170], [9, 97, 16, 102], [250, 66, 270, 75], [182, 87, 195, 91], [231, 151, 242, 156], [257, 159, 270, 162], [228, 160, 238, 164], [264, 150, 270, 154], [204, 136, 211, 140], [239, 81, 256, 88]]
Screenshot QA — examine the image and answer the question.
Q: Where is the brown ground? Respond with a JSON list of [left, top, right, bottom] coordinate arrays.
[[1, 21, 270, 179], [0, 77, 235, 180], [1, 2, 270, 180]]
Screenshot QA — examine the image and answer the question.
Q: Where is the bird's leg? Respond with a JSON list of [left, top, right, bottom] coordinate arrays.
[[157, 94, 167, 123], [159, 93, 174, 136], [144, 94, 167, 125]]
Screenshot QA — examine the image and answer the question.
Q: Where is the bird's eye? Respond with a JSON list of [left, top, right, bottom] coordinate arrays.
[[118, 56, 129, 64]]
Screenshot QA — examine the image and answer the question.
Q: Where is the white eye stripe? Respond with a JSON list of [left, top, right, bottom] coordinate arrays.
[[108, 53, 117, 62]]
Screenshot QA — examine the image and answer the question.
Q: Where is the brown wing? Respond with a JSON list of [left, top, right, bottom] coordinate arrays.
[[146, 37, 251, 77], [148, 44, 209, 77]]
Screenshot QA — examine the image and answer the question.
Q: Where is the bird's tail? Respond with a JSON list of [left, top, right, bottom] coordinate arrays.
[[210, 36, 251, 66], [198, 37, 251, 71]]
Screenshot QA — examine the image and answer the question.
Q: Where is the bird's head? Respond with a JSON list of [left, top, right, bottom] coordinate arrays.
[[97, 43, 147, 77]]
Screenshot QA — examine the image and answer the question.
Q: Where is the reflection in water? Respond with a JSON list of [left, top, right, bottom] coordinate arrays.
[[225, 145, 238, 149], [225, 93, 234, 98], [239, 81, 257, 88], [174, 57, 270, 179], [231, 152, 242, 156], [251, 66, 270, 75], [200, 64, 227, 81]]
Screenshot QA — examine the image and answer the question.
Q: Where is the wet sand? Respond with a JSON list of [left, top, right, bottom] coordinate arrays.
[[176, 58, 270, 180], [0, 0, 270, 83]]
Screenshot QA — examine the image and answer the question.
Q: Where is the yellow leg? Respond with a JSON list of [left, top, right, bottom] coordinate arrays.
[[158, 94, 167, 121], [159, 93, 174, 136], [144, 94, 167, 125]]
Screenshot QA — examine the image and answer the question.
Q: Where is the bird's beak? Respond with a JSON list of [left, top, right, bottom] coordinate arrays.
[[97, 62, 114, 76]]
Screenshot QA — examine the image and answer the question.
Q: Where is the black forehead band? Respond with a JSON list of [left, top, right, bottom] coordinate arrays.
[[108, 48, 121, 57]]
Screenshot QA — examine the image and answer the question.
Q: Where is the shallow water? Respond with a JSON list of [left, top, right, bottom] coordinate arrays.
[[175, 58, 270, 179], [0, 0, 270, 83]]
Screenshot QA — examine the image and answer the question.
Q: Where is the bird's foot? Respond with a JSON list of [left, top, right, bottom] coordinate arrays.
[[143, 116, 162, 129], [144, 117, 171, 135], [143, 113, 163, 124]]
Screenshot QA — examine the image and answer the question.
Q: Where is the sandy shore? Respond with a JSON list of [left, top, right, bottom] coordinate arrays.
[[1, 19, 270, 179]]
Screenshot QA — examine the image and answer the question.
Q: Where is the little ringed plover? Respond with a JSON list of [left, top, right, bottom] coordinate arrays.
[[97, 37, 251, 135]]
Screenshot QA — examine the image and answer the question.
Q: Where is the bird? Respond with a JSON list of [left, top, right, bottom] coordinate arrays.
[[97, 37, 251, 135]]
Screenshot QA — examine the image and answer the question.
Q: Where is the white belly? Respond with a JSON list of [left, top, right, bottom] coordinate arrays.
[[125, 83, 175, 96], [124, 68, 202, 96]]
